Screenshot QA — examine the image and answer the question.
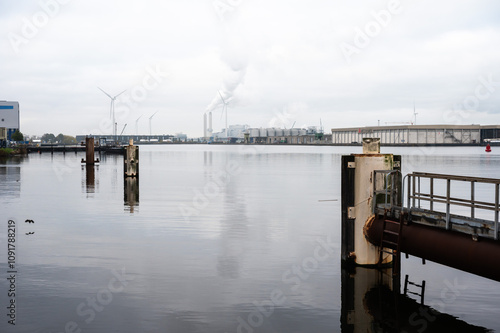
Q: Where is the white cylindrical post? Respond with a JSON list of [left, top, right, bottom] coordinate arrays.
[[352, 138, 394, 266]]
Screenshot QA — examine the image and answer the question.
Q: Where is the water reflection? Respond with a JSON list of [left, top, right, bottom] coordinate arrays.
[[1, 146, 498, 332], [217, 182, 247, 279], [0, 163, 21, 198], [124, 177, 139, 213], [341, 267, 491, 332], [204, 150, 212, 165], [82, 164, 98, 194]]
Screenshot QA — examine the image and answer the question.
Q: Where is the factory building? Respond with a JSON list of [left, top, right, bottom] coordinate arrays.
[[76, 134, 175, 145], [245, 127, 330, 144], [331, 125, 500, 145], [0, 101, 20, 145], [211, 124, 249, 141]]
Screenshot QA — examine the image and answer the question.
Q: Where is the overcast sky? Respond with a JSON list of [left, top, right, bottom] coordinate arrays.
[[1, 0, 500, 137]]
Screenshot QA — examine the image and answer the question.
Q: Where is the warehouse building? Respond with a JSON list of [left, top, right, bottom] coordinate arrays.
[[331, 125, 500, 145], [0, 101, 20, 146]]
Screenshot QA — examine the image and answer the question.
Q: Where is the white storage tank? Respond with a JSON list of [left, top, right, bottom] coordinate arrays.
[[259, 128, 267, 137], [249, 128, 260, 137], [291, 128, 300, 136], [274, 128, 284, 136], [284, 129, 291, 136], [267, 128, 276, 136]]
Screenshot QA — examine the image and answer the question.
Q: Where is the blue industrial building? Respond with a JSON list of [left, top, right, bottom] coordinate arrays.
[[0, 101, 20, 145]]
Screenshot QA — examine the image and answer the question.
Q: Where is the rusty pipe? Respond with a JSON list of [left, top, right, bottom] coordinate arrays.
[[365, 216, 500, 282]]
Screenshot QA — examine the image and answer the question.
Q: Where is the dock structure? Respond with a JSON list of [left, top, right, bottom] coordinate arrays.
[[342, 138, 500, 282], [333, 124, 500, 146]]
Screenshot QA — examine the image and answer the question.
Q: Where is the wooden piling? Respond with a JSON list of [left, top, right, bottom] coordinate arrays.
[[124, 139, 139, 177], [82, 136, 99, 164]]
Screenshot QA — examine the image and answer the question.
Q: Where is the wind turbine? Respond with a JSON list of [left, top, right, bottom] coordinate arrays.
[[135, 115, 143, 135], [413, 100, 418, 125], [98, 87, 126, 136], [149, 111, 158, 135], [218, 90, 228, 138]]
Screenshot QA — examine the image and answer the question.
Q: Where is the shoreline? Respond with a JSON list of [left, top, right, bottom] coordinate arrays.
[[18, 141, 500, 155]]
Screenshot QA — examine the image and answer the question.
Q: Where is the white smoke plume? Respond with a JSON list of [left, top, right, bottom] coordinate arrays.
[[205, 30, 248, 114]]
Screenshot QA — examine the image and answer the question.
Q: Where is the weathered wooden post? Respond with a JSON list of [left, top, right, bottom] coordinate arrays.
[[124, 139, 139, 212], [81, 136, 99, 164], [341, 138, 401, 267], [124, 139, 139, 177]]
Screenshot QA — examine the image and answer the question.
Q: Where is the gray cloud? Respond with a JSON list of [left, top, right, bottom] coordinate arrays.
[[0, 0, 499, 137]]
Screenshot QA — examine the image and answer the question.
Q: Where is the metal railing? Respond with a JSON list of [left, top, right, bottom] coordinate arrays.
[[373, 170, 402, 215], [406, 172, 500, 240]]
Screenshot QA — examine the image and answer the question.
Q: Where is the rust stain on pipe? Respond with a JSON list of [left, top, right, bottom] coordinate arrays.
[[365, 216, 500, 282]]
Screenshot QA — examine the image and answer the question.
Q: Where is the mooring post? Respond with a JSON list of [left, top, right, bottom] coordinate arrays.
[[341, 138, 400, 267], [82, 136, 99, 164], [124, 139, 139, 178]]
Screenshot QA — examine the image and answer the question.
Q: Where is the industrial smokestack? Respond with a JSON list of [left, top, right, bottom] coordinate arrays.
[[203, 113, 207, 140], [208, 111, 212, 136]]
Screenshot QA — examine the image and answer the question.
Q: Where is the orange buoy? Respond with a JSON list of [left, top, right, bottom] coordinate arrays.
[[485, 143, 492, 152]]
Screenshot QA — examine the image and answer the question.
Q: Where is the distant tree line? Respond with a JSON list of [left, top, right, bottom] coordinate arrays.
[[41, 133, 77, 144]]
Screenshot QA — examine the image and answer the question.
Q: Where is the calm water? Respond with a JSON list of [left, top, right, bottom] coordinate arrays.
[[0, 145, 499, 332]]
